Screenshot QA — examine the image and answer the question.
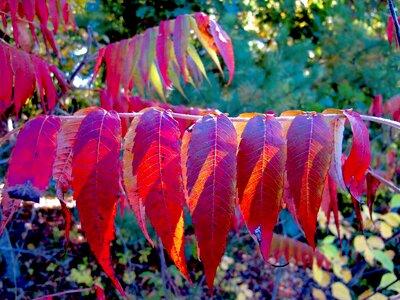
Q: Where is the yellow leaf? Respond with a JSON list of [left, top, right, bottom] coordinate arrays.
[[313, 263, 331, 288], [354, 235, 367, 253], [312, 288, 327, 300], [364, 247, 375, 266], [384, 250, 395, 260], [368, 293, 387, 300], [379, 213, 400, 227], [331, 282, 351, 300], [359, 290, 373, 300], [379, 273, 400, 293], [380, 222, 393, 239], [367, 236, 384, 250], [333, 266, 352, 283]]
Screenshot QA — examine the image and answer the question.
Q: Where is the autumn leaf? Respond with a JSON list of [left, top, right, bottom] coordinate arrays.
[[237, 115, 286, 258], [286, 114, 333, 248], [72, 109, 126, 297], [342, 110, 371, 201], [7, 115, 61, 202], [182, 114, 237, 293], [131, 108, 190, 280]]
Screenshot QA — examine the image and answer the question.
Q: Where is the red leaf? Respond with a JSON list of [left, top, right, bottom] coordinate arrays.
[[8, 0, 20, 47], [7, 115, 61, 202], [72, 109, 126, 297], [173, 15, 190, 84], [286, 114, 333, 248], [121, 38, 136, 93], [270, 234, 329, 269], [156, 20, 173, 87], [209, 20, 234, 85], [122, 114, 154, 247], [387, 15, 395, 46], [49, 64, 68, 93], [35, 0, 48, 26], [31, 55, 58, 112], [0, 183, 21, 237], [104, 41, 127, 99], [91, 47, 106, 86], [0, 44, 13, 115], [366, 171, 381, 218], [182, 114, 237, 293], [237, 115, 286, 258], [342, 110, 371, 201], [321, 175, 341, 241], [53, 107, 101, 194], [59, 199, 71, 248], [131, 108, 190, 280], [383, 94, 400, 116], [48, 0, 60, 34], [9, 48, 36, 116], [368, 95, 383, 117], [21, 0, 39, 46]]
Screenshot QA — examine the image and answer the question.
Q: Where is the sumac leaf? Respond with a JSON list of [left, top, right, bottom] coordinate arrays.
[[0, 183, 21, 237], [0, 44, 13, 115], [72, 109, 125, 297], [7, 115, 61, 202], [286, 114, 333, 248], [53, 107, 101, 195], [342, 110, 371, 201], [237, 115, 286, 258], [270, 234, 329, 269], [131, 108, 189, 280], [182, 114, 237, 293]]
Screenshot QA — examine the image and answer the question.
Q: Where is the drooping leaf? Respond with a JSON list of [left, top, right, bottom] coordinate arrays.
[[182, 114, 237, 293], [53, 107, 101, 195], [174, 15, 190, 84], [131, 108, 189, 280], [237, 115, 286, 258], [72, 109, 126, 297], [0, 44, 13, 115], [326, 116, 347, 191], [7, 115, 61, 202], [209, 20, 234, 85], [31, 55, 58, 112], [270, 234, 329, 269], [233, 112, 263, 145], [104, 41, 127, 99], [368, 95, 383, 117], [0, 183, 21, 237], [342, 110, 371, 201], [156, 20, 173, 88], [9, 47, 36, 116], [139, 28, 157, 89], [366, 171, 381, 217], [286, 114, 333, 248], [122, 114, 154, 247], [321, 175, 341, 242], [48, 0, 60, 34], [91, 47, 106, 86], [59, 199, 71, 248]]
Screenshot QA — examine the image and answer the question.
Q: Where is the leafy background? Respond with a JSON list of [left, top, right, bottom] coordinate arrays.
[[0, 0, 399, 299]]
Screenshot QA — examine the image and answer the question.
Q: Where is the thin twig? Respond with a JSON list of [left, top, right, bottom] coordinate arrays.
[[157, 238, 170, 300], [68, 26, 95, 84], [364, 278, 399, 299], [388, 0, 400, 46], [57, 112, 400, 130], [367, 169, 400, 193], [32, 286, 98, 300]]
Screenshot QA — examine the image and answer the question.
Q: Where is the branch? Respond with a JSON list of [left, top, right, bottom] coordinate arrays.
[[388, 0, 400, 46], [367, 169, 400, 193], [68, 26, 95, 84], [58, 112, 400, 130]]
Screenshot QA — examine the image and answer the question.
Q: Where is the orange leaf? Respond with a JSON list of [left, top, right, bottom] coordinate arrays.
[[182, 114, 237, 293], [237, 115, 286, 258], [286, 114, 333, 248]]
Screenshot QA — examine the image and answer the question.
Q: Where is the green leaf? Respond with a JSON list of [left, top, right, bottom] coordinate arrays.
[[372, 250, 394, 272], [390, 194, 400, 208], [378, 273, 400, 293]]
